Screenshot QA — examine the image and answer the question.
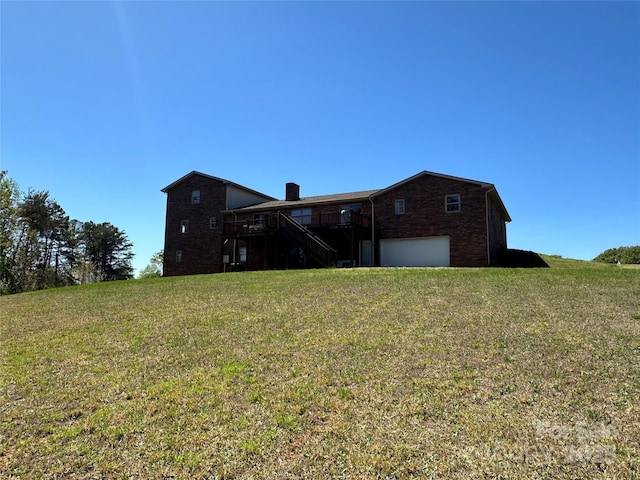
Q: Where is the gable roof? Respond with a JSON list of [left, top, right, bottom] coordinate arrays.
[[372, 170, 493, 197], [373, 171, 511, 222], [161, 171, 276, 201], [165, 169, 510, 222]]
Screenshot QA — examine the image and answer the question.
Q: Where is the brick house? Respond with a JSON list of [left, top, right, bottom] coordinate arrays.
[[161, 170, 510, 276]]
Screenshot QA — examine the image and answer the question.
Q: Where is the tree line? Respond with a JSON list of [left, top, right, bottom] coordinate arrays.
[[0, 171, 134, 294], [593, 245, 640, 265]]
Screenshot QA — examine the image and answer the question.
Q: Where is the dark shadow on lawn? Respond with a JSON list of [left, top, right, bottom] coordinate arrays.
[[498, 249, 550, 268]]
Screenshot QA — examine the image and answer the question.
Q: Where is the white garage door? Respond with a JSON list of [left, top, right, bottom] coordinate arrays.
[[380, 236, 450, 267]]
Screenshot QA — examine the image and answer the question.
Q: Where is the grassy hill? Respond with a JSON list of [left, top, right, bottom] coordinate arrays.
[[1, 256, 639, 479]]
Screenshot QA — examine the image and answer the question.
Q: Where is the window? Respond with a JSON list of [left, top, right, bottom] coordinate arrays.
[[340, 205, 362, 223], [445, 194, 461, 213], [176, 250, 183, 262], [191, 190, 200, 204], [180, 219, 189, 234], [251, 214, 266, 232], [209, 216, 217, 229], [238, 246, 247, 263], [292, 208, 312, 225], [254, 213, 267, 226], [395, 199, 405, 215]]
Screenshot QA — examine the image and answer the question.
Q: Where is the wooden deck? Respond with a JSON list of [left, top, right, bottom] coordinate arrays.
[[223, 211, 371, 237]]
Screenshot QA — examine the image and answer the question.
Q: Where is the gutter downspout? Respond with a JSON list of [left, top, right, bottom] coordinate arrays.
[[232, 211, 238, 267], [369, 194, 376, 267]]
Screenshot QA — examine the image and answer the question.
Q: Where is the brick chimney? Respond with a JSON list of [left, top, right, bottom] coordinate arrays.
[[286, 182, 300, 201]]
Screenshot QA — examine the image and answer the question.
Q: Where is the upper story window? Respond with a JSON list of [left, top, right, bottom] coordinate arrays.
[[252, 214, 267, 231], [395, 199, 405, 215], [209, 216, 217, 229], [340, 205, 362, 223], [176, 250, 183, 262], [191, 190, 200, 204], [254, 213, 267, 226], [292, 208, 312, 225], [180, 220, 189, 234], [445, 194, 461, 213]]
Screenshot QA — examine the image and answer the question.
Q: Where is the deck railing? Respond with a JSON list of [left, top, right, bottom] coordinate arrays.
[[223, 215, 279, 236], [289, 211, 370, 229], [223, 210, 370, 235]]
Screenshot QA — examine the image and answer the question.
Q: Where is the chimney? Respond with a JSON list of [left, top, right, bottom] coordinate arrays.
[[286, 182, 300, 201]]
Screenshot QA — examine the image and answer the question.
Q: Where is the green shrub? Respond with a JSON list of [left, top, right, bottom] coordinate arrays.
[[593, 245, 640, 264]]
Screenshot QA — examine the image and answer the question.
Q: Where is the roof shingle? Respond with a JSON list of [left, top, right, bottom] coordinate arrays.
[[226, 189, 380, 212]]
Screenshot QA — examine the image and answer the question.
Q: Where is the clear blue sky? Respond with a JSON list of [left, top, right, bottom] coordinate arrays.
[[2, 1, 639, 273]]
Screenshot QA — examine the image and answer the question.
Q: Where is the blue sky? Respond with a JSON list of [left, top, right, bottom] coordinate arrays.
[[2, 1, 638, 273]]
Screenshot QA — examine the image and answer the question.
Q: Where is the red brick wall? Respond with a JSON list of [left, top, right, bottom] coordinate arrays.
[[163, 175, 227, 276], [163, 173, 508, 274], [487, 193, 508, 265], [374, 175, 490, 267]]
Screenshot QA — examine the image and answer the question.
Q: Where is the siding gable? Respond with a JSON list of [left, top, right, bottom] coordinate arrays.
[[226, 185, 273, 209]]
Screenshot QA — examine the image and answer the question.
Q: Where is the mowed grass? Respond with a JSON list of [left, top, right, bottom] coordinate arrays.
[[1, 257, 639, 479]]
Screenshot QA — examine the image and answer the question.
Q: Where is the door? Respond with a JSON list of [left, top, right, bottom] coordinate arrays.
[[360, 240, 372, 266], [380, 236, 450, 267]]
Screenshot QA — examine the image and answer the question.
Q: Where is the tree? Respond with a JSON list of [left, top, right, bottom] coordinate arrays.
[[57, 219, 86, 284], [593, 246, 640, 265], [0, 171, 136, 294], [0, 171, 20, 293], [81, 221, 134, 281], [15, 190, 72, 290], [138, 250, 163, 278]]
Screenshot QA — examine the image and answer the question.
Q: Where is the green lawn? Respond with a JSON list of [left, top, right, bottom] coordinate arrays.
[[1, 256, 639, 479]]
